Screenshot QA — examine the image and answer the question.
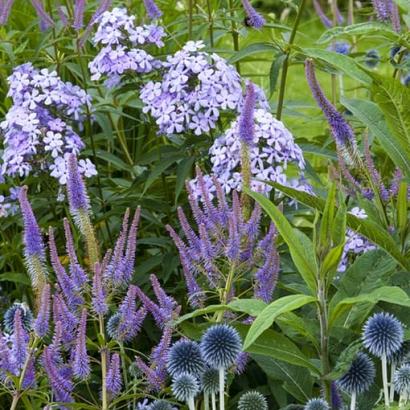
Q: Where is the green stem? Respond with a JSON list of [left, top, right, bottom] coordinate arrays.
[[188, 0, 194, 39], [206, 0, 214, 47], [99, 315, 108, 410], [240, 142, 252, 219], [228, 0, 240, 73], [276, 0, 307, 120], [216, 264, 236, 322], [382, 354, 390, 407]]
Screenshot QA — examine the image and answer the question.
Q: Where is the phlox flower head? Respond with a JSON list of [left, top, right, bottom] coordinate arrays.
[[200, 324, 242, 369], [167, 339, 205, 377], [363, 312, 404, 357], [337, 352, 375, 394], [89, 7, 164, 87], [304, 398, 329, 410], [171, 372, 200, 402], [394, 364, 410, 395], [238, 391, 268, 410], [1, 63, 95, 184]]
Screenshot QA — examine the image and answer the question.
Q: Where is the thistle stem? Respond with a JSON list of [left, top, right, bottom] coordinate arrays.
[[382, 354, 390, 407], [212, 393, 216, 410], [390, 362, 396, 402], [219, 367, 225, 410], [187, 396, 195, 410], [204, 393, 210, 410], [276, 0, 307, 120], [350, 391, 356, 410]]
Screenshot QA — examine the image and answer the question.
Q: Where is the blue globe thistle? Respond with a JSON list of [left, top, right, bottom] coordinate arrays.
[[389, 340, 410, 365], [200, 324, 242, 369], [363, 313, 404, 357], [364, 49, 380, 68], [201, 367, 220, 394], [402, 73, 410, 87], [148, 400, 174, 410], [238, 391, 268, 410], [4, 302, 33, 333], [338, 352, 375, 394], [167, 339, 205, 377], [329, 42, 350, 55], [171, 373, 200, 402], [394, 364, 410, 395], [304, 398, 329, 410], [107, 312, 122, 340]]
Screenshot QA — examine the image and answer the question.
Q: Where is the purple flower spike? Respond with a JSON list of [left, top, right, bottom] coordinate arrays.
[[67, 154, 89, 215], [18, 186, 47, 291], [305, 59, 355, 147], [372, 0, 391, 22], [34, 283, 51, 337], [53, 293, 79, 345], [313, 0, 333, 28], [242, 0, 265, 28], [239, 82, 256, 146], [72, 308, 90, 380], [22, 356, 36, 389], [92, 263, 107, 316], [11, 309, 28, 372], [390, 2, 401, 33], [58, 5, 68, 27], [31, 0, 54, 30], [143, 0, 162, 19], [0, 0, 14, 25], [107, 353, 122, 397], [73, 0, 85, 30]]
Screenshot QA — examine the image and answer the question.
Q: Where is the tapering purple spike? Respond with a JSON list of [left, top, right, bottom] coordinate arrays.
[[196, 167, 220, 226], [239, 82, 256, 146], [227, 214, 240, 261], [390, 2, 401, 32], [67, 154, 89, 215], [177, 207, 200, 253], [73, 0, 85, 30], [31, 0, 54, 30], [34, 283, 51, 337], [151, 326, 173, 367], [150, 274, 178, 313], [372, 0, 391, 22], [235, 352, 249, 374], [53, 292, 79, 345], [106, 353, 122, 396], [72, 308, 90, 380], [241, 0, 265, 28], [186, 180, 206, 227], [135, 356, 164, 391], [143, 0, 162, 19], [0, 0, 14, 25], [331, 381, 343, 409], [390, 168, 402, 198], [63, 219, 88, 289], [335, 2, 344, 25], [92, 263, 107, 316], [305, 59, 355, 147], [313, 0, 333, 28], [123, 207, 141, 282], [88, 0, 111, 26], [11, 309, 28, 372], [22, 356, 36, 388], [134, 285, 166, 328], [57, 4, 68, 27]]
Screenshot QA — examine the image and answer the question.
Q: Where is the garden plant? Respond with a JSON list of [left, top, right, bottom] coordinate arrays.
[[0, 0, 409, 409]]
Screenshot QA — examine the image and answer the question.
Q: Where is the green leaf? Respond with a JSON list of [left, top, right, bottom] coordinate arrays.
[[319, 183, 336, 251], [302, 48, 372, 84], [0, 273, 30, 286], [175, 157, 195, 203], [96, 151, 131, 172], [317, 22, 399, 44], [173, 305, 227, 325], [329, 286, 410, 326], [229, 42, 276, 64], [243, 295, 317, 350], [341, 97, 410, 178], [397, 182, 408, 237], [269, 53, 287, 96], [245, 188, 318, 292], [228, 298, 267, 317]]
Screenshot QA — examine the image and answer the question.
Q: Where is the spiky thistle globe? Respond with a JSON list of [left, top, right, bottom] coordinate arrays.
[[394, 364, 410, 395], [304, 398, 329, 410], [363, 312, 404, 357], [148, 400, 174, 410], [107, 312, 122, 340], [389, 340, 410, 365], [238, 391, 268, 410], [4, 302, 33, 332], [171, 373, 200, 402], [167, 339, 205, 377], [338, 352, 375, 394], [201, 367, 220, 394], [200, 324, 242, 369]]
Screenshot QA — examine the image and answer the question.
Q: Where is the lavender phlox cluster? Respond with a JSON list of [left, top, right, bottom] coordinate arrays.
[[140, 40, 268, 136], [0, 188, 19, 218], [190, 108, 306, 196], [89, 7, 164, 87], [338, 207, 376, 272], [135, 326, 173, 391], [134, 274, 179, 328], [1, 63, 95, 184], [168, 169, 280, 308]]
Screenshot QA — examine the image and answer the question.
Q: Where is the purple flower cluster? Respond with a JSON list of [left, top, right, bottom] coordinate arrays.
[[338, 207, 376, 272], [191, 109, 306, 196], [89, 7, 165, 87], [140, 41, 267, 136], [0, 63, 96, 184], [167, 169, 280, 307]]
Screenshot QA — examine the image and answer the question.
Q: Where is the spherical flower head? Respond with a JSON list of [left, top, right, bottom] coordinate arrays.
[[394, 364, 410, 395], [364, 49, 380, 69], [107, 312, 122, 340], [4, 302, 33, 333], [338, 352, 375, 394], [363, 312, 404, 357], [148, 400, 174, 410], [304, 398, 329, 410], [171, 372, 200, 402], [167, 339, 205, 377], [329, 42, 350, 55], [200, 324, 242, 369], [389, 340, 410, 365], [238, 391, 268, 410], [201, 367, 220, 394]]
